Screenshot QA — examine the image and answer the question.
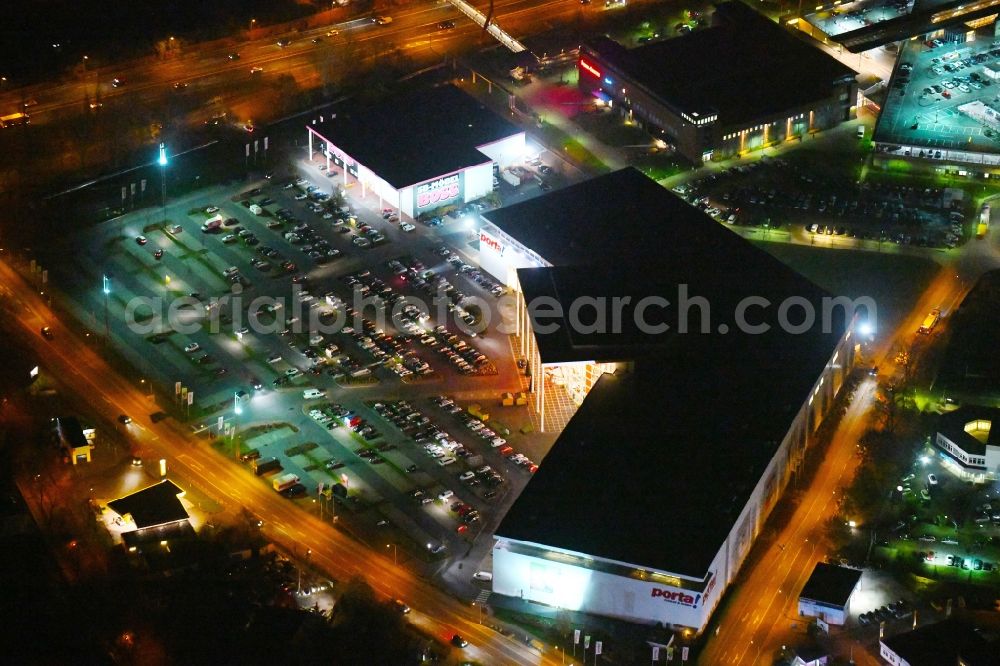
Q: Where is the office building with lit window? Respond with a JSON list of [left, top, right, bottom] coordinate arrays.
[[576, 2, 857, 164], [935, 406, 1000, 481], [483, 168, 860, 634]]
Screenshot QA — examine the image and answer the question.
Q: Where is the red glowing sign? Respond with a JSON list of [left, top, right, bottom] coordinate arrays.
[[579, 59, 602, 78]]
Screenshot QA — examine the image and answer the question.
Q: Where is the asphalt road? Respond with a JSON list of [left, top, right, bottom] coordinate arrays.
[[0, 0, 599, 130]]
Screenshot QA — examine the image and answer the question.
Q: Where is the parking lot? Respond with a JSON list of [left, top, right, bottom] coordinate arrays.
[[876, 35, 1000, 166], [44, 151, 561, 576], [874, 452, 1000, 584], [805, 0, 910, 39], [672, 151, 969, 248]]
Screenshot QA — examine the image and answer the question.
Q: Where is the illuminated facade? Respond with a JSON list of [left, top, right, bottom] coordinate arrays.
[[935, 406, 1000, 481], [306, 85, 525, 219], [576, 2, 856, 164]]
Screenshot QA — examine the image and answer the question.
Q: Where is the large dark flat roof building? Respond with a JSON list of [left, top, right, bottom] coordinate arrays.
[[879, 618, 1000, 666], [484, 169, 859, 634], [578, 2, 857, 164]]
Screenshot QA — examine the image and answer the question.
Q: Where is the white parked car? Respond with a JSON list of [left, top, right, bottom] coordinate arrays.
[[472, 571, 493, 582], [438, 490, 454, 500], [400, 222, 415, 232], [184, 342, 200, 353], [310, 335, 324, 345]]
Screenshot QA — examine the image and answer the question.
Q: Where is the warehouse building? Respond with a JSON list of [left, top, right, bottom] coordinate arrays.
[[485, 169, 860, 633], [796, 562, 863, 626], [306, 84, 525, 219], [577, 2, 857, 164]]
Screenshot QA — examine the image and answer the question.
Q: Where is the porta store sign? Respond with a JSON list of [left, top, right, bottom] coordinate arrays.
[[650, 587, 701, 608], [480, 231, 505, 256], [415, 172, 463, 211]]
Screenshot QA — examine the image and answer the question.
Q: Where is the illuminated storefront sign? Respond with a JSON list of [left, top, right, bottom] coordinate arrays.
[[579, 59, 602, 78], [480, 231, 505, 256], [415, 172, 463, 211], [650, 587, 701, 608]]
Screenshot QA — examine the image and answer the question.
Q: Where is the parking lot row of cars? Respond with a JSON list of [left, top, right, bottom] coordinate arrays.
[[675, 155, 963, 247], [857, 599, 912, 627]]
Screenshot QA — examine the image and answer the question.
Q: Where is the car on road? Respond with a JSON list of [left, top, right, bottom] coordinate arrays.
[[117, 414, 132, 424], [267, 354, 283, 364], [172, 82, 188, 90], [928, 473, 938, 485], [285, 368, 302, 378], [921, 489, 931, 501], [375, 15, 393, 25], [472, 571, 493, 582], [184, 343, 200, 353], [250, 66, 263, 74], [40, 326, 54, 340], [112, 77, 124, 88], [276, 38, 291, 47], [392, 599, 410, 614], [400, 221, 415, 232], [228, 52, 240, 60], [437, 20, 456, 29], [135, 235, 147, 245], [153, 249, 164, 260], [450, 634, 468, 648]]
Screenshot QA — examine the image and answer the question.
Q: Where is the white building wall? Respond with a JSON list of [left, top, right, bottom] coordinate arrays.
[[399, 185, 415, 219], [478, 222, 549, 287], [464, 162, 494, 203], [477, 132, 527, 169], [797, 598, 847, 625], [492, 540, 716, 631], [357, 163, 401, 212]]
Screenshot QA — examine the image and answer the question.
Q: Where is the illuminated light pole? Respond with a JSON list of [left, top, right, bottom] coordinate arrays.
[[102, 274, 111, 340], [250, 18, 256, 32], [386, 543, 397, 565], [234, 390, 243, 458], [158, 142, 168, 221], [81, 55, 88, 73]]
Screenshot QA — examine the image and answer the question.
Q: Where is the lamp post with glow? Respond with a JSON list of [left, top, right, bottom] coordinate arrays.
[[386, 543, 397, 565], [158, 142, 168, 221], [102, 274, 111, 340], [234, 390, 244, 458]]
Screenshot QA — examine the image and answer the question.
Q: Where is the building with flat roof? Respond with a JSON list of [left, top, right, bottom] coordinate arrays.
[[107, 479, 190, 538], [54, 416, 94, 465], [873, 36, 1000, 174], [796, 0, 1000, 53], [577, 2, 857, 164], [796, 562, 863, 625], [879, 618, 1000, 665], [485, 168, 860, 634], [306, 84, 525, 219], [935, 406, 1000, 481]]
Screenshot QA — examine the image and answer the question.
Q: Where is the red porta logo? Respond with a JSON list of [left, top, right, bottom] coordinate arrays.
[[480, 232, 504, 255], [651, 588, 700, 607]]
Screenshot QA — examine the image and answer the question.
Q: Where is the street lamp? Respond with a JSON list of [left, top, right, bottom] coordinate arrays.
[[386, 543, 397, 565], [250, 18, 256, 32], [158, 142, 168, 217], [82, 55, 88, 72], [102, 274, 111, 340]]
